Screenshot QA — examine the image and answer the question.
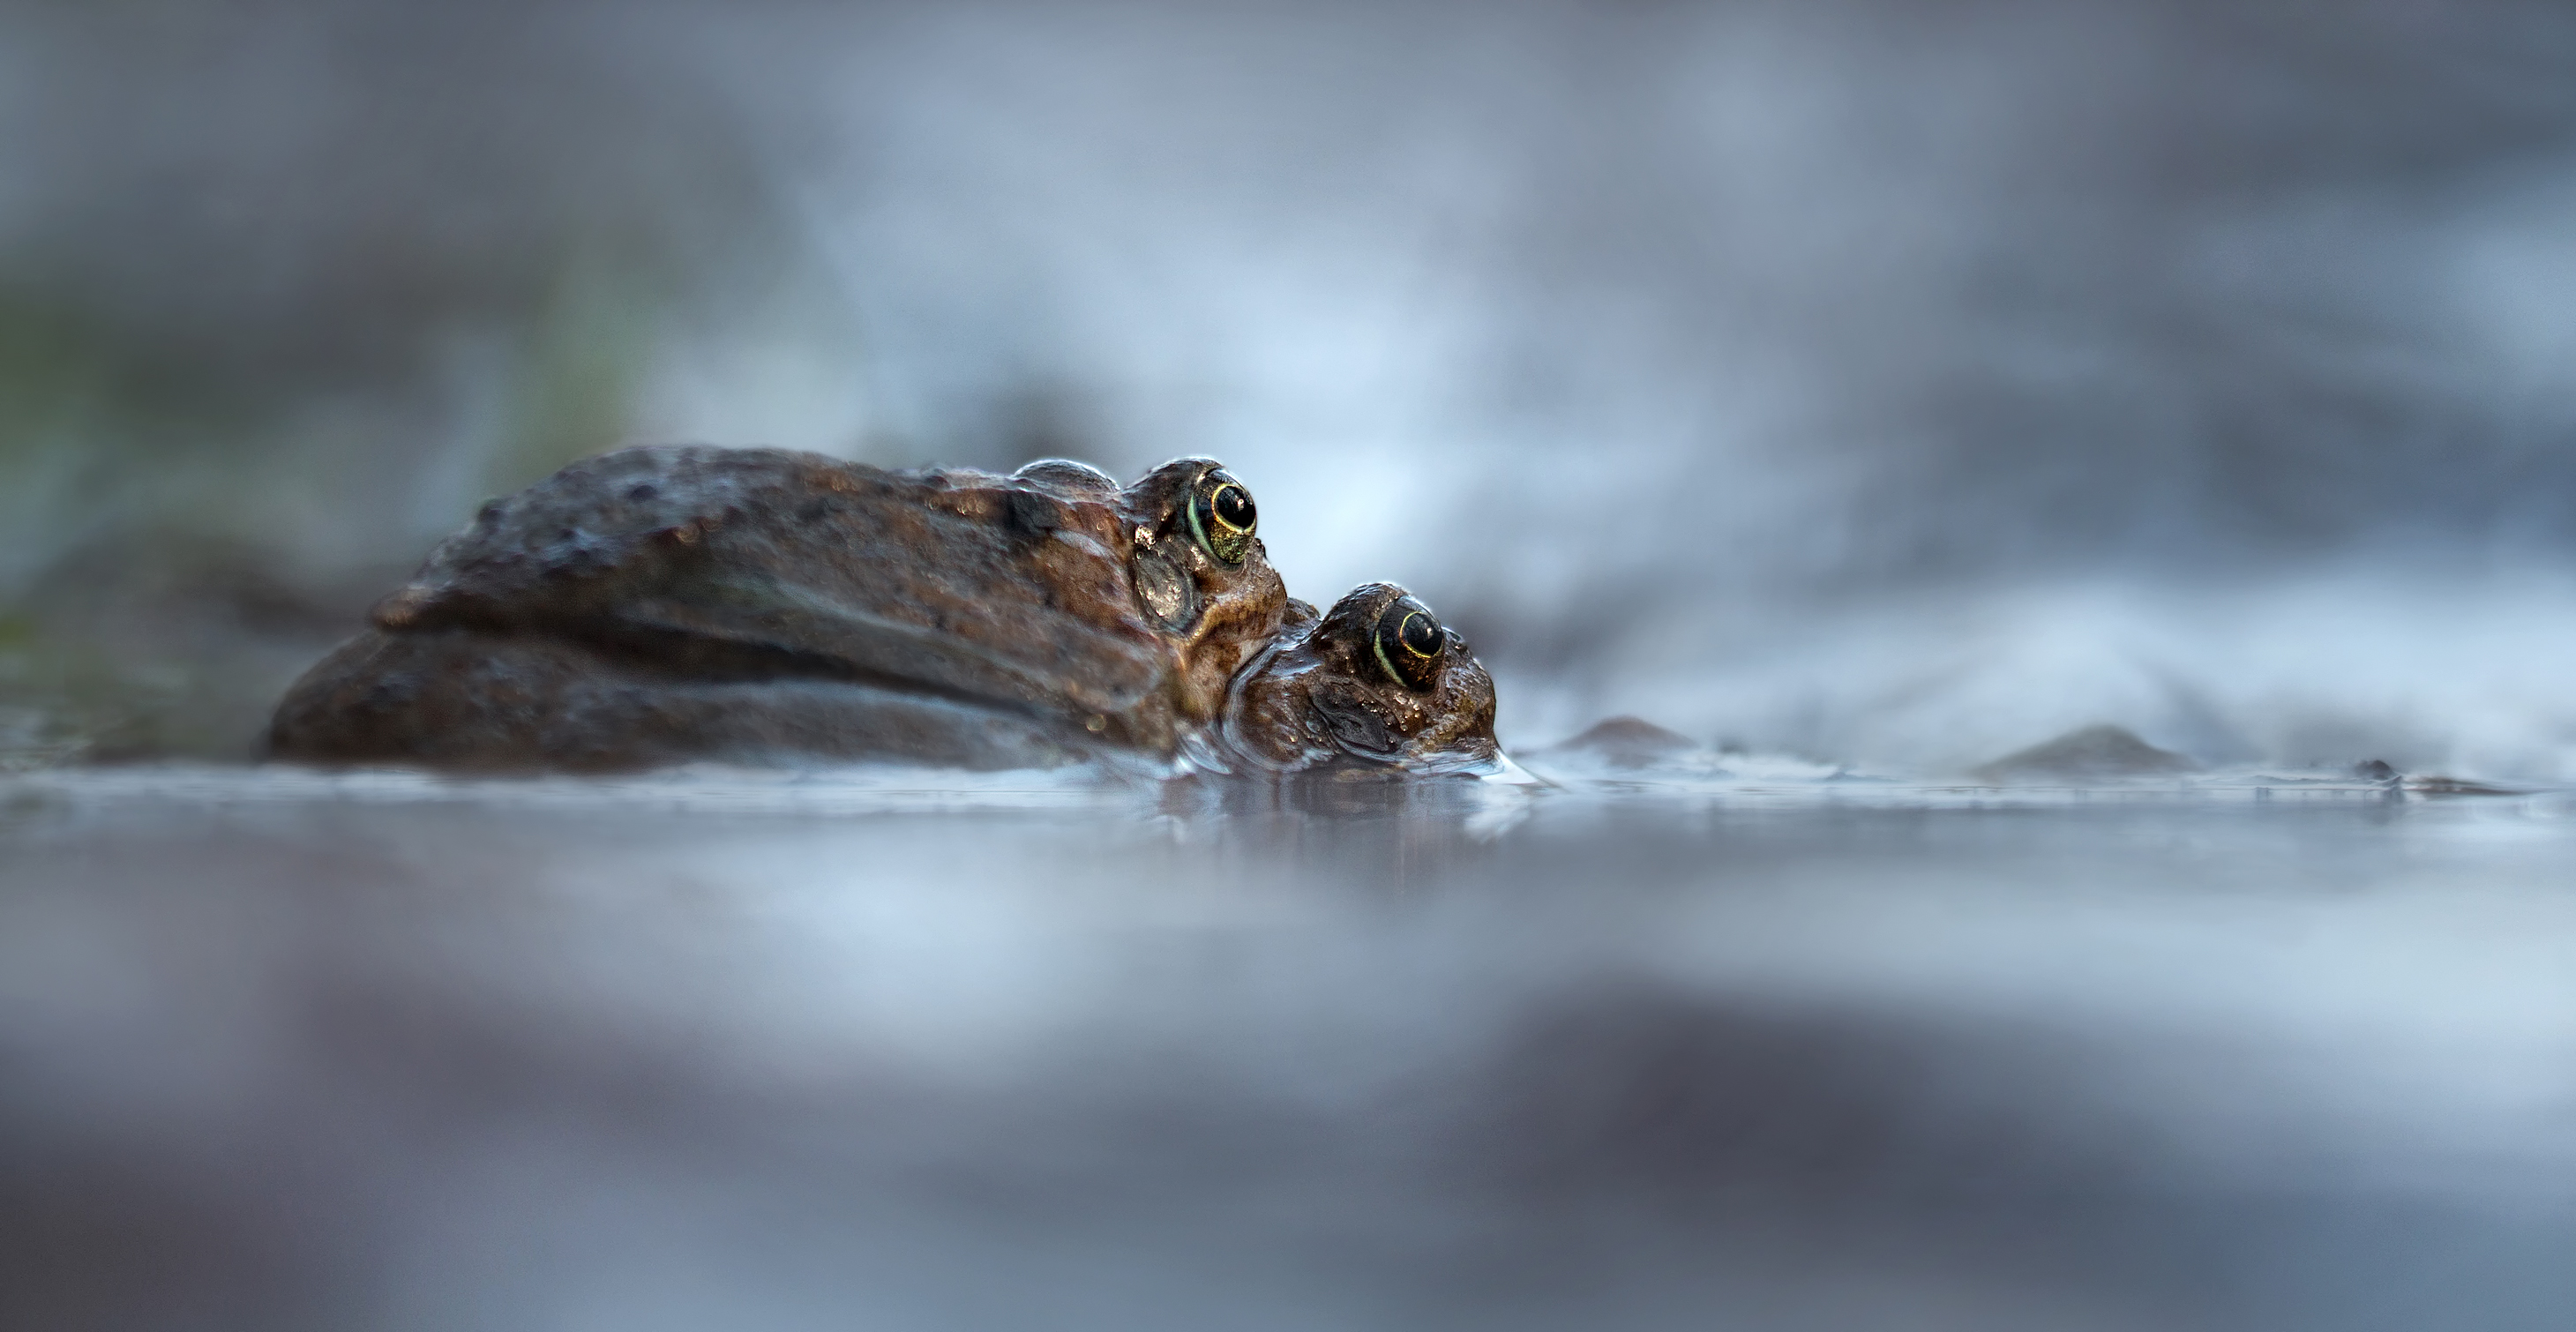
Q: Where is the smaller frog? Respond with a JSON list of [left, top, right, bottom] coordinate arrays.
[[1217, 582, 1501, 775]]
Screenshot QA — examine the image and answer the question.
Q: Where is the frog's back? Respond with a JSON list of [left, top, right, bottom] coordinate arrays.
[[273, 445, 1188, 768]]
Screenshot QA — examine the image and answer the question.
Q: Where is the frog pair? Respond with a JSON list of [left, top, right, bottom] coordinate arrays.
[[267, 447, 1502, 775]]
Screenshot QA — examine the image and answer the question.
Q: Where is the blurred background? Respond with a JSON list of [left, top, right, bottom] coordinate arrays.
[[5, 0, 2576, 771]]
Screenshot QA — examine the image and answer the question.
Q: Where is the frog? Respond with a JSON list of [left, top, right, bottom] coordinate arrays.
[[1211, 582, 1501, 776], [266, 445, 1503, 776]]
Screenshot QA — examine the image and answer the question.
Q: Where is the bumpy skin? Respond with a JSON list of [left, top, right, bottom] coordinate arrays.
[[1216, 582, 1502, 776], [268, 445, 1288, 771]]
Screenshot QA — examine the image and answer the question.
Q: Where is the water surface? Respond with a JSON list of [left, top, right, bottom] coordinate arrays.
[[5, 766, 2574, 1330]]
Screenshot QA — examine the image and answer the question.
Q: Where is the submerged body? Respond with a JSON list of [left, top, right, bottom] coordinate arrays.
[[269, 446, 1500, 775]]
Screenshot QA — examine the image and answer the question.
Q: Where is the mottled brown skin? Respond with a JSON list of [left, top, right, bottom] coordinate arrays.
[[1218, 582, 1501, 775], [269, 445, 1287, 770]]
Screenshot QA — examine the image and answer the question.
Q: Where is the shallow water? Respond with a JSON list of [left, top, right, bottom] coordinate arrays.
[[4, 764, 2575, 1331]]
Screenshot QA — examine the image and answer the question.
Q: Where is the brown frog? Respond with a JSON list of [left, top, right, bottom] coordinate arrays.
[[267, 445, 1502, 775], [1211, 583, 1501, 776]]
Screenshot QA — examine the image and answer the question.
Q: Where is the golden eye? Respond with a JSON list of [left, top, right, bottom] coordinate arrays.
[[1187, 468, 1257, 565], [1372, 595, 1445, 692]]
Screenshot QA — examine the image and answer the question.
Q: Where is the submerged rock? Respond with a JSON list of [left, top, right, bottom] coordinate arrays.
[[2407, 775, 2524, 797], [1970, 724, 2198, 783], [1530, 715, 1702, 770]]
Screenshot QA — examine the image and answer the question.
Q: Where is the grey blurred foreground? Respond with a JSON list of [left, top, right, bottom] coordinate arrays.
[[5, 768, 2574, 1330]]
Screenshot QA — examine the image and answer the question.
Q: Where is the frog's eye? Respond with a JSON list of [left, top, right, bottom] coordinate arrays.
[[1372, 595, 1445, 692], [1187, 469, 1257, 565]]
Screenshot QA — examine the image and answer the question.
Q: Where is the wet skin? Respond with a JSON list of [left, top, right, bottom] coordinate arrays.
[[268, 446, 1501, 775], [1218, 583, 1501, 776]]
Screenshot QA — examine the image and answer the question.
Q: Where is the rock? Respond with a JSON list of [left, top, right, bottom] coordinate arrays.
[[1970, 724, 2198, 782], [1532, 715, 1702, 769], [2407, 775, 2522, 797]]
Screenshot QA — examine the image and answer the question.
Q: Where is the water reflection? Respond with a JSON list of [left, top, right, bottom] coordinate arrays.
[[3, 770, 2573, 1329]]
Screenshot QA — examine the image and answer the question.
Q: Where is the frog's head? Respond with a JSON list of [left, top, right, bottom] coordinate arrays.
[[1222, 582, 1501, 775], [1106, 457, 1289, 721]]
